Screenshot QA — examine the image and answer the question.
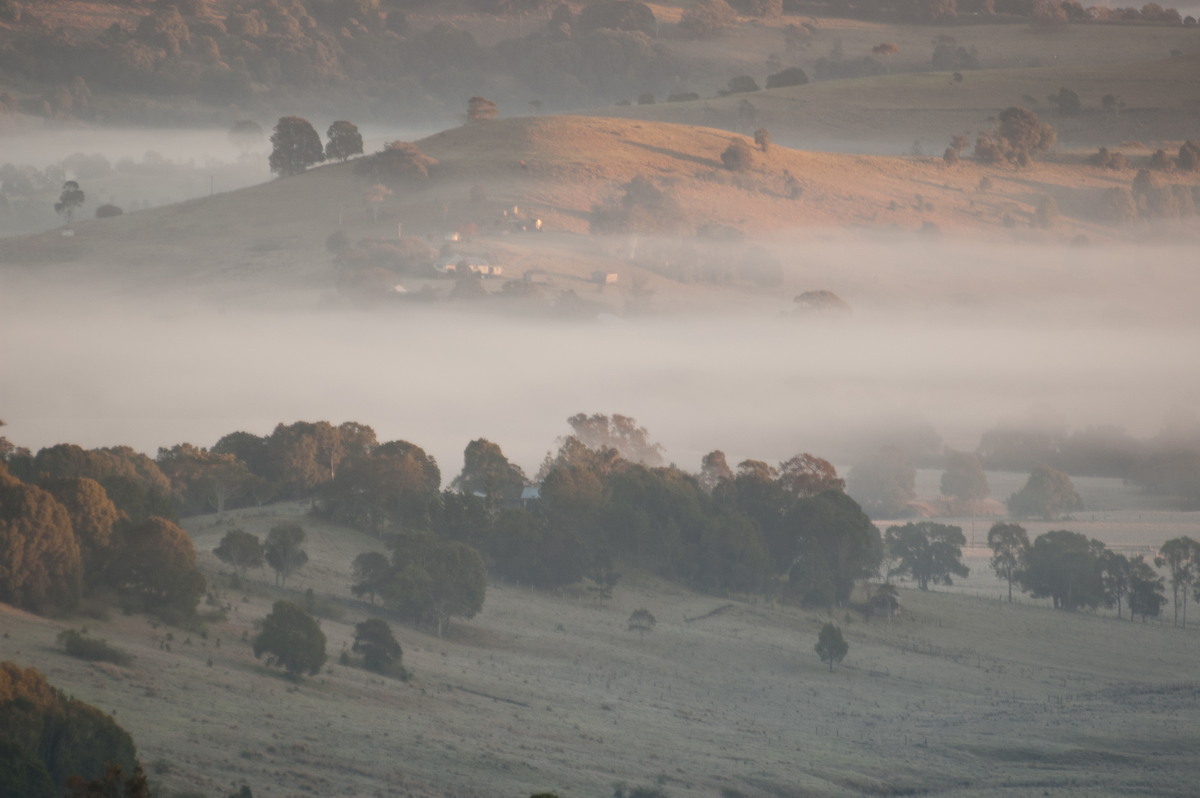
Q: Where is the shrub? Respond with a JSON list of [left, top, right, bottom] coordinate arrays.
[[723, 75, 760, 95], [765, 66, 808, 89], [720, 138, 754, 172], [57, 629, 132, 666]]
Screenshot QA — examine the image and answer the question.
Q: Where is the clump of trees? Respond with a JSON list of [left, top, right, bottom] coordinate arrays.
[[0, 465, 203, 621], [973, 107, 1056, 166], [352, 534, 486, 637], [351, 618, 406, 677], [0, 662, 142, 796], [985, 522, 1170, 620]]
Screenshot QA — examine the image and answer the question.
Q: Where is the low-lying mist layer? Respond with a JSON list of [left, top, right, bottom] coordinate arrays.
[[3, 236, 1198, 476]]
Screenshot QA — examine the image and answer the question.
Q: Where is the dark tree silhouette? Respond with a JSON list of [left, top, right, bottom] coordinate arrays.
[[269, 116, 325, 177], [213, 528, 264, 578], [264, 524, 308, 586], [884, 522, 969, 590], [815, 622, 848, 671], [1129, 555, 1167, 622], [352, 618, 403, 673], [721, 138, 754, 171], [54, 180, 85, 223], [627, 608, 656, 639], [1158, 536, 1198, 627], [325, 120, 364, 162], [1018, 530, 1105, 610], [253, 600, 326, 678], [987, 522, 1028, 602]]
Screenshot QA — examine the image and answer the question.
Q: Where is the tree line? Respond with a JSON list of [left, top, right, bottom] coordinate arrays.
[[986, 524, 1196, 624], [4, 413, 1195, 630]]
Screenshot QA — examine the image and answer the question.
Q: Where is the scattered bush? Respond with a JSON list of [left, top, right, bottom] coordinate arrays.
[[1089, 147, 1130, 170], [720, 138, 754, 172], [57, 629, 132, 666], [765, 66, 808, 89]]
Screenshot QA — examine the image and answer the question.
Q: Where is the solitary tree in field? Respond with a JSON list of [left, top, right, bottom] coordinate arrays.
[[54, 180, 85, 224], [987, 522, 1028, 602], [753, 128, 771, 154], [721, 138, 754, 172], [467, 96, 498, 122], [253, 600, 326, 678], [884, 522, 969, 590], [627, 608, 656, 640], [325, 120, 364, 162], [814, 622, 848, 672], [269, 116, 325, 176], [264, 523, 308, 586]]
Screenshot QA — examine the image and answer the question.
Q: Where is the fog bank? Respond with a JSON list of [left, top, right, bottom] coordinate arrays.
[[3, 268, 1198, 478]]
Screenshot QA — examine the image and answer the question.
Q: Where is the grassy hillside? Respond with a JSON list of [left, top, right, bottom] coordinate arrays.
[[2, 501, 1198, 797], [593, 54, 1200, 151], [2, 113, 1195, 308]]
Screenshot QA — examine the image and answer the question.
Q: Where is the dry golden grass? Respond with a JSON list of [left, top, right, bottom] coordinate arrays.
[[595, 53, 1200, 149], [3, 500, 1199, 797], [0, 110, 1196, 313]]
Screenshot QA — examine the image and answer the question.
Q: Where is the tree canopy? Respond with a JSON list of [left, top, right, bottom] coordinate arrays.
[[1018, 530, 1104, 610], [987, 522, 1029, 602], [253, 601, 327, 678], [325, 120, 363, 162], [814, 623, 848, 672], [264, 524, 308, 587], [269, 116, 325, 177], [884, 522, 969, 590]]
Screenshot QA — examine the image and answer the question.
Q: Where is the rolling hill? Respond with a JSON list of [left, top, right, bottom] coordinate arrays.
[[2, 113, 1195, 307]]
